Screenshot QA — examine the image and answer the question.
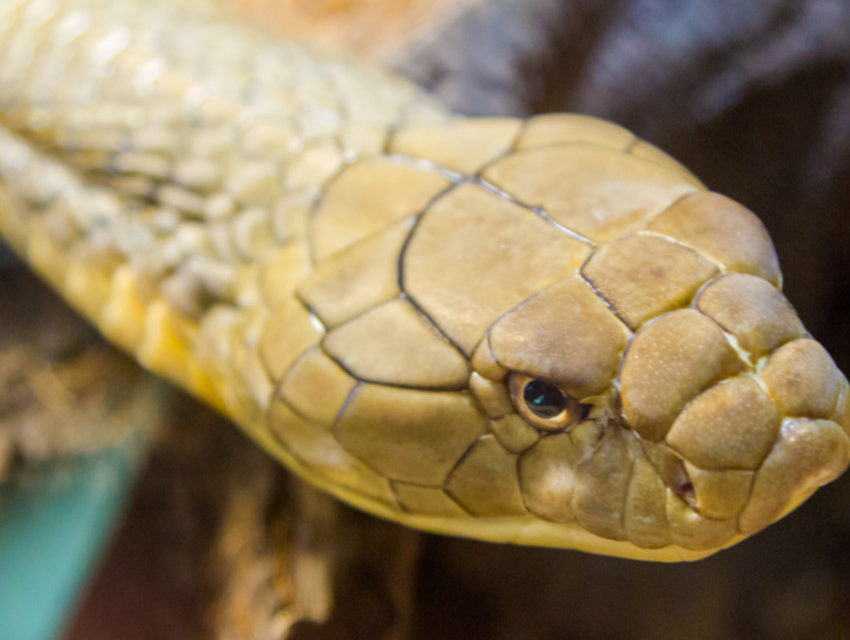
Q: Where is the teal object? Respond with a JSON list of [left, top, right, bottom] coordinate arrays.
[[0, 434, 147, 640]]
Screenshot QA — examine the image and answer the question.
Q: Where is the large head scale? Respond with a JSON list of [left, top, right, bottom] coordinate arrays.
[[269, 114, 850, 561]]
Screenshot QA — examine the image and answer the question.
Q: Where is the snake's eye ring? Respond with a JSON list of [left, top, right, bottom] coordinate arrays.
[[508, 373, 587, 430]]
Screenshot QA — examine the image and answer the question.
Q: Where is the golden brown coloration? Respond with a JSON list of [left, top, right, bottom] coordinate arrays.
[[0, 0, 848, 561]]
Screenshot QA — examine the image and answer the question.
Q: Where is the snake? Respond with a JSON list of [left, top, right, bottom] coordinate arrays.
[[1, 0, 848, 563]]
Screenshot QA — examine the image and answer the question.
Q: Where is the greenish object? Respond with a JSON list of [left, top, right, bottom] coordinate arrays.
[[0, 434, 148, 640]]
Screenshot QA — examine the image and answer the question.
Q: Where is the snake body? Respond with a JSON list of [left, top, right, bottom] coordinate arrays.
[[1, 0, 849, 562]]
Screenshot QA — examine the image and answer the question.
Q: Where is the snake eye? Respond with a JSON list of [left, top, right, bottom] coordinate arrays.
[[523, 379, 567, 418], [509, 373, 586, 430]]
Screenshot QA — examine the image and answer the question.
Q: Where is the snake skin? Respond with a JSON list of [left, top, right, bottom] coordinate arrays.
[[1, 0, 849, 561]]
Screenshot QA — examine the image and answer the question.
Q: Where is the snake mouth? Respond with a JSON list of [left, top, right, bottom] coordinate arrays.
[[609, 401, 850, 556]]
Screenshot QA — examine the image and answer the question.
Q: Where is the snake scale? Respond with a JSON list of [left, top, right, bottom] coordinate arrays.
[[1, 0, 849, 562]]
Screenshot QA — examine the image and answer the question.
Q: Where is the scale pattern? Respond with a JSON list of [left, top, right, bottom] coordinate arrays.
[[1, 0, 848, 561]]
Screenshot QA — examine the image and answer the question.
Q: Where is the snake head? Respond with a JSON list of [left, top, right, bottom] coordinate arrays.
[[476, 263, 850, 558], [462, 187, 850, 558], [270, 116, 849, 560]]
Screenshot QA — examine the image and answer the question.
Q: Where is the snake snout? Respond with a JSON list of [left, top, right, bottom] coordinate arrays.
[[620, 273, 850, 534], [665, 374, 850, 531]]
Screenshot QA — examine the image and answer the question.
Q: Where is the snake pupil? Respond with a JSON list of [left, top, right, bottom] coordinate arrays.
[[523, 380, 568, 419]]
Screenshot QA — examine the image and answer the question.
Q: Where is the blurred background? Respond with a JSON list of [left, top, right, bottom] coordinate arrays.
[[2, 1, 849, 638]]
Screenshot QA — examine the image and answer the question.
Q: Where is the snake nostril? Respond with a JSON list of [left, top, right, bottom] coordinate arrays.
[[643, 443, 699, 509], [667, 454, 697, 509], [674, 476, 696, 508]]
